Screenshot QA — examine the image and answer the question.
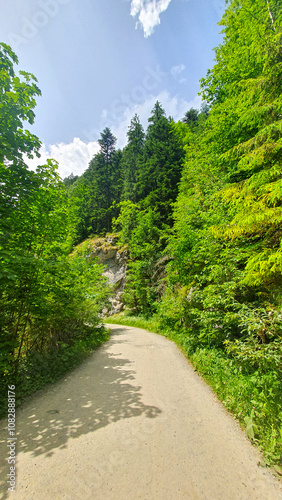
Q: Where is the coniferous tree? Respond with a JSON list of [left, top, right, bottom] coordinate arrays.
[[156, 0, 282, 464], [63, 173, 79, 189], [183, 104, 209, 133], [122, 114, 145, 202], [87, 128, 118, 234], [183, 108, 199, 130], [138, 101, 185, 224], [72, 128, 122, 236]]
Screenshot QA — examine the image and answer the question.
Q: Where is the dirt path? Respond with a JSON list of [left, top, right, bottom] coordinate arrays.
[[0, 324, 281, 500]]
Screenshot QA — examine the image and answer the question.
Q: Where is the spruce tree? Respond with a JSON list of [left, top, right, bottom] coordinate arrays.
[[138, 101, 185, 224], [122, 114, 145, 202], [71, 128, 122, 236]]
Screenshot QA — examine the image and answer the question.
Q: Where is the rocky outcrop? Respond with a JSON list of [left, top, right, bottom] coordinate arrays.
[[91, 235, 127, 315]]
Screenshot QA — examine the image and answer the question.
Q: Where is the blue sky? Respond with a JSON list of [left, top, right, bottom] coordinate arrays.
[[0, 0, 225, 177]]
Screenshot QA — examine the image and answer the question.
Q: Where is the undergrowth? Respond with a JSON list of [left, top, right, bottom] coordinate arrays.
[[0, 325, 109, 419], [106, 312, 282, 472]]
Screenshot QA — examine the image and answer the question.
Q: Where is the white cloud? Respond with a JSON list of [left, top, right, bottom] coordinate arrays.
[[26, 93, 201, 179], [130, 0, 172, 37], [25, 138, 100, 179]]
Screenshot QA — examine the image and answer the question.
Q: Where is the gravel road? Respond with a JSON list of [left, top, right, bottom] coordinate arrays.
[[0, 324, 281, 499]]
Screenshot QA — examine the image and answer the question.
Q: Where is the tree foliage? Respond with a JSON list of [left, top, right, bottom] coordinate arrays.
[[2, 0, 282, 464], [108, 0, 282, 465], [0, 45, 110, 403], [150, 0, 282, 464], [0, 43, 41, 164], [138, 101, 185, 223], [121, 114, 145, 202], [69, 128, 123, 239]]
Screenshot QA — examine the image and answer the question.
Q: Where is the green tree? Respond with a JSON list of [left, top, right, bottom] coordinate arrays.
[[200, 0, 282, 288], [182, 108, 199, 131], [122, 114, 145, 202], [164, 0, 282, 349], [98, 127, 116, 160], [71, 128, 123, 237], [114, 203, 164, 315], [63, 173, 79, 189], [0, 45, 110, 394], [0, 43, 41, 164], [86, 128, 122, 234], [182, 104, 209, 133], [112, 0, 282, 466], [138, 101, 185, 224]]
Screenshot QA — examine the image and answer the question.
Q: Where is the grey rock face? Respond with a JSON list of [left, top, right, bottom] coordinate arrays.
[[91, 236, 127, 315]]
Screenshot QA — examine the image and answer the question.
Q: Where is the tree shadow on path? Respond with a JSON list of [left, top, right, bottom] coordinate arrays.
[[0, 328, 161, 497]]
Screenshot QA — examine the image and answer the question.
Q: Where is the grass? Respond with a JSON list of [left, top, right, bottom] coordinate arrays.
[[105, 312, 282, 473]]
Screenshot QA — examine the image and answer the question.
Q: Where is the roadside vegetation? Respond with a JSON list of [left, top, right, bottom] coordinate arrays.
[[106, 312, 282, 471], [104, 1, 282, 468], [1, 0, 281, 470], [0, 43, 111, 417]]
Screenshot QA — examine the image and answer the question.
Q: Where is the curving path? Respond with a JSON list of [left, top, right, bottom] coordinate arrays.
[[0, 324, 281, 499]]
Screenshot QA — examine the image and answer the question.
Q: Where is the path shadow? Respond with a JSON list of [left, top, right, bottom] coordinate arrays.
[[0, 328, 161, 497]]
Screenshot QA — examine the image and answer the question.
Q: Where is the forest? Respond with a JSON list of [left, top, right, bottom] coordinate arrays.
[[0, 0, 281, 468]]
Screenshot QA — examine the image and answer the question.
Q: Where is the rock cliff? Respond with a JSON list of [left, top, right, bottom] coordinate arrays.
[[91, 235, 127, 315]]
